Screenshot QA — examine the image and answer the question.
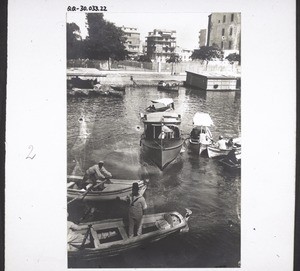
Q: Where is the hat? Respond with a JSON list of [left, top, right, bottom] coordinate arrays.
[[132, 182, 139, 191], [98, 160, 104, 164], [219, 135, 223, 139]]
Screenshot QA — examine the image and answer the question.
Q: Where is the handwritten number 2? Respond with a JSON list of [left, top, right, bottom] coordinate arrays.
[[26, 145, 36, 159]]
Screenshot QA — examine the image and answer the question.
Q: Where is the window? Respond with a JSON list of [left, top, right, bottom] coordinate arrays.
[[231, 14, 234, 22], [218, 20, 221, 23], [229, 41, 232, 49], [230, 27, 233, 36], [223, 15, 226, 23], [222, 28, 225, 35], [221, 41, 224, 49]]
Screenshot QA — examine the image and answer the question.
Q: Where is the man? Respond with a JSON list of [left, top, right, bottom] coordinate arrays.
[[67, 214, 91, 251], [126, 182, 147, 238], [216, 135, 227, 150], [80, 161, 112, 189]]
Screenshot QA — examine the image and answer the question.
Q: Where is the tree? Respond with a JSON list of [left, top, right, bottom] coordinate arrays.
[[67, 23, 83, 59], [136, 55, 152, 62], [225, 53, 240, 64], [166, 53, 181, 75], [84, 13, 129, 60], [190, 45, 224, 61]]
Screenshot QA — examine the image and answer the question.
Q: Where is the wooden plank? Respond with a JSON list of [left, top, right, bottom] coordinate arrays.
[[90, 228, 101, 248], [118, 226, 128, 240], [67, 182, 75, 188], [92, 220, 125, 231]]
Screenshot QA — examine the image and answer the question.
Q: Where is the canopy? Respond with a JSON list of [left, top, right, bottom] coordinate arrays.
[[193, 112, 214, 127], [151, 98, 174, 106]]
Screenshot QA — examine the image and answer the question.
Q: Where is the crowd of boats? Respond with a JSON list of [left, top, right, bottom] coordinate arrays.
[[67, 79, 241, 261]]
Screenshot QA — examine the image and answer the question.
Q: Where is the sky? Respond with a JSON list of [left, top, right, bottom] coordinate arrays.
[[67, 12, 210, 50]]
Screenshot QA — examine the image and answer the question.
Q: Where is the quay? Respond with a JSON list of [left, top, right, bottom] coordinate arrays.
[[67, 68, 186, 87]]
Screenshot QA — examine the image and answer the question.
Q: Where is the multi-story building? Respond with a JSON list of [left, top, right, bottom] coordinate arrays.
[[121, 26, 141, 58], [199, 29, 207, 47], [146, 29, 177, 62], [207, 13, 241, 55], [174, 46, 193, 62]]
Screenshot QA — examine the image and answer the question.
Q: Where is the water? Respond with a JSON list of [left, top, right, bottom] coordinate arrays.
[[67, 86, 241, 268]]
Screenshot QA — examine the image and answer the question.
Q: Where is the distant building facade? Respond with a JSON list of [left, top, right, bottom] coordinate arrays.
[[146, 29, 177, 62], [174, 46, 193, 62], [207, 13, 241, 55], [199, 29, 207, 47], [121, 26, 141, 58]]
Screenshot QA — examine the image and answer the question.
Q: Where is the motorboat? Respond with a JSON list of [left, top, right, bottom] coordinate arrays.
[[67, 175, 148, 201], [140, 112, 184, 170], [189, 112, 214, 155], [68, 209, 192, 260], [146, 98, 175, 112], [157, 80, 180, 91]]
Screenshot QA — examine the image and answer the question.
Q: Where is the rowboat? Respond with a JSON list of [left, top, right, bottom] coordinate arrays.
[[157, 80, 180, 91], [110, 85, 126, 92], [189, 112, 214, 155], [146, 98, 175, 112], [67, 175, 148, 201], [207, 138, 241, 158], [68, 209, 192, 260], [140, 112, 184, 170], [219, 148, 241, 171]]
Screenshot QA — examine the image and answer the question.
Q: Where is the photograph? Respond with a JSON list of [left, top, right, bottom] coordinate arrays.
[[5, 0, 295, 270], [66, 11, 241, 268]]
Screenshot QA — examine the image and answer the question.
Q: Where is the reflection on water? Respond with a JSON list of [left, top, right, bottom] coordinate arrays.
[[67, 86, 241, 268]]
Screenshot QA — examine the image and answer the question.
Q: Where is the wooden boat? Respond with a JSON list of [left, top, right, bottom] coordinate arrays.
[[219, 147, 241, 171], [207, 138, 241, 158], [67, 175, 148, 201], [67, 88, 123, 98], [140, 112, 184, 170], [110, 85, 126, 92], [146, 98, 175, 112], [68, 209, 192, 260], [189, 112, 214, 155], [157, 80, 180, 91]]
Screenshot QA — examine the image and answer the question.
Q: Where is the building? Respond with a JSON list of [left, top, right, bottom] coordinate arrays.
[[174, 46, 193, 62], [121, 26, 141, 58], [207, 13, 241, 55], [146, 29, 177, 62], [199, 29, 207, 47]]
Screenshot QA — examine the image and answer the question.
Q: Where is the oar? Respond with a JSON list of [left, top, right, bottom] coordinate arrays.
[[67, 182, 103, 205], [79, 224, 92, 250]]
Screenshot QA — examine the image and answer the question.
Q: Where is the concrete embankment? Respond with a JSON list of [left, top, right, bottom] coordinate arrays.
[[99, 71, 186, 86], [67, 68, 186, 87]]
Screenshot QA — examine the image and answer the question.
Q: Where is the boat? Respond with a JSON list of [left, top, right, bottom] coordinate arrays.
[[207, 137, 241, 158], [146, 98, 175, 112], [189, 112, 214, 155], [68, 209, 192, 260], [67, 88, 123, 98], [67, 175, 148, 201], [110, 85, 126, 92], [140, 112, 184, 170], [157, 80, 180, 91], [219, 148, 241, 171]]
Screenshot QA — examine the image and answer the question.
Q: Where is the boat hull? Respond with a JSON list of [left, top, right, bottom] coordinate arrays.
[[68, 211, 188, 260], [67, 178, 147, 201], [141, 139, 184, 169], [189, 139, 210, 155], [207, 146, 231, 158]]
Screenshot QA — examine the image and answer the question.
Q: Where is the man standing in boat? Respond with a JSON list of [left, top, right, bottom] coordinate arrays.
[[216, 135, 227, 150], [126, 182, 147, 238], [80, 161, 112, 189]]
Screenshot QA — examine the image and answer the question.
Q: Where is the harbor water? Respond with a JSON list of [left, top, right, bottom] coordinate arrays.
[[67, 86, 241, 268]]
